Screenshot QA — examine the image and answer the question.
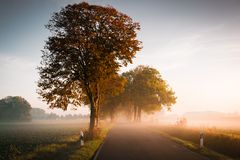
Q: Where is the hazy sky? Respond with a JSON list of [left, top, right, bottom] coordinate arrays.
[[0, 0, 240, 115]]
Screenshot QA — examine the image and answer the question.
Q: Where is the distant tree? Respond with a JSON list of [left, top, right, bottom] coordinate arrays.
[[31, 108, 47, 119], [31, 108, 89, 120], [47, 113, 59, 120], [0, 96, 31, 121], [122, 66, 176, 121], [31, 108, 59, 120], [37, 2, 141, 137], [176, 117, 187, 127]]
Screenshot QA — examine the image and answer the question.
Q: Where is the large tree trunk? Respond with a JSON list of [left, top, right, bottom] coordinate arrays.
[[96, 105, 100, 127], [95, 83, 100, 127], [86, 83, 97, 139], [88, 82, 100, 139], [89, 96, 96, 139]]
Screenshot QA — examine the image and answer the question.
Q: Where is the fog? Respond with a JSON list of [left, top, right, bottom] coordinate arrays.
[[133, 111, 240, 130], [103, 110, 240, 130], [2, 110, 240, 130]]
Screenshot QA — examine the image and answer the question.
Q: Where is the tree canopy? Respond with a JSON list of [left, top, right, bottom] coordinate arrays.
[[102, 65, 177, 121], [0, 96, 31, 121], [37, 2, 141, 136]]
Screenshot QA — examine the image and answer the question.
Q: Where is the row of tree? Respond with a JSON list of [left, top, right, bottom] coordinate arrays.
[[101, 66, 176, 122], [31, 108, 89, 120], [37, 2, 176, 138]]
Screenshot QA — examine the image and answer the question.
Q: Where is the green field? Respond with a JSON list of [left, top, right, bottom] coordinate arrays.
[[153, 125, 240, 160], [0, 120, 106, 160]]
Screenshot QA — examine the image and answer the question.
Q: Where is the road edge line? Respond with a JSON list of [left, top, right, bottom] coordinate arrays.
[[92, 137, 107, 160]]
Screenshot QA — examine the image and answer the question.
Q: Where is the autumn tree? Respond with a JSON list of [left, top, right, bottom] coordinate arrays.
[[37, 2, 141, 137], [122, 66, 176, 121], [100, 74, 126, 122]]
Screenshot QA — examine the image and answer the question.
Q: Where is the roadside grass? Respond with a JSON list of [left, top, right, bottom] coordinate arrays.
[[69, 139, 103, 160], [157, 131, 233, 160], [151, 125, 238, 160], [69, 127, 110, 160]]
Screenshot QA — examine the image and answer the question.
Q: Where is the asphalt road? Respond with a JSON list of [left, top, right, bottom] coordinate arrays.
[[96, 124, 209, 160]]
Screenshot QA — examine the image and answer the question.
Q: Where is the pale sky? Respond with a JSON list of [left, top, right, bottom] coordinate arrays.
[[0, 0, 240, 115]]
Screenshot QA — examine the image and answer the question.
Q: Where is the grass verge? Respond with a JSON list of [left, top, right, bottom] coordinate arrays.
[[153, 130, 234, 160], [69, 127, 109, 160]]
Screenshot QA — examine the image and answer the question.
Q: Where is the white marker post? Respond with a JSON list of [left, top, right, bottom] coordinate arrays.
[[200, 132, 204, 148], [80, 131, 84, 146]]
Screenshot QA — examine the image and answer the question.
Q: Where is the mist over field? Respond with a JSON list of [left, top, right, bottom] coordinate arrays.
[[1, 0, 240, 160], [148, 111, 240, 129]]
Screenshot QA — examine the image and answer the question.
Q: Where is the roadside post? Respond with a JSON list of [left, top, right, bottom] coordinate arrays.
[[80, 131, 84, 146], [200, 132, 204, 148]]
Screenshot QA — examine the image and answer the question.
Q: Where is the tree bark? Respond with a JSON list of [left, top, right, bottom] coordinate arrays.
[[96, 104, 100, 127], [95, 83, 100, 127], [86, 83, 96, 139], [89, 95, 96, 139]]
